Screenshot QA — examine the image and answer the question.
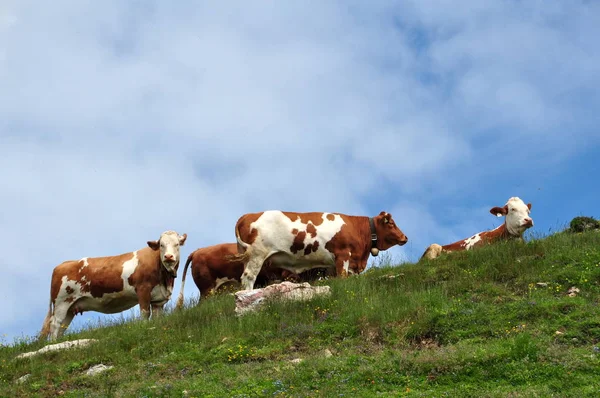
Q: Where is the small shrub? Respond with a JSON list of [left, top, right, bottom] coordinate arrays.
[[508, 333, 539, 361], [66, 361, 85, 374], [226, 343, 258, 363], [569, 216, 600, 233]]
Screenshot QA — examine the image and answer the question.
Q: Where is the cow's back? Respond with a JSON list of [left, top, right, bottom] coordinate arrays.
[[237, 210, 346, 258], [51, 250, 148, 304], [191, 243, 243, 282]]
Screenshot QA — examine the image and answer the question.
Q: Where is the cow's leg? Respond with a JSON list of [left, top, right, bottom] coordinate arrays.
[[57, 312, 75, 339], [334, 255, 353, 278], [151, 304, 164, 318], [200, 285, 213, 300], [281, 270, 301, 283], [198, 278, 216, 301], [240, 257, 265, 291], [136, 285, 152, 320], [50, 303, 75, 340]]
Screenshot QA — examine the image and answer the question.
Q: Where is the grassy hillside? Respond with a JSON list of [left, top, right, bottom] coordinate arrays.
[[2, 229, 600, 397]]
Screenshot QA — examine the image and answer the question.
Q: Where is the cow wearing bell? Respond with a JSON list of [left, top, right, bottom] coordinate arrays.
[[175, 243, 305, 309], [233, 210, 409, 291], [421, 197, 533, 260], [39, 230, 187, 341]]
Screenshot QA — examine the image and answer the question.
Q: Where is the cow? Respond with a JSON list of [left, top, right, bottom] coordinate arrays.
[[39, 230, 187, 341], [175, 243, 305, 309], [421, 197, 533, 260], [232, 210, 409, 291]]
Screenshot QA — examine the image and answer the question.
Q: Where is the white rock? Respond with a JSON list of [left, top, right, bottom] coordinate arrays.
[[86, 364, 114, 376], [15, 374, 31, 384], [235, 281, 331, 315], [16, 339, 99, 359], [290, 358, 303, 364], [379, 274, 404, 279]]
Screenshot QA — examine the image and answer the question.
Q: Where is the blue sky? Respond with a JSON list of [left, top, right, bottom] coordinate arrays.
[[1, 0, 599, 344]]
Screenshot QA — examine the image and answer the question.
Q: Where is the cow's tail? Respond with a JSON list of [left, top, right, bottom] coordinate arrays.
[[175, 253, 194, 310], [420, 243, 443, 261], [225, 220, 252, 264], [38, 295, 53, 341]]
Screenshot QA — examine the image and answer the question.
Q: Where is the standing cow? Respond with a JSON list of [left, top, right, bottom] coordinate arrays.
[[175, 243, 302, 309], [39, 230, 187, 341], [233, 210, 409, 291], [421, 196, 533, 260], [175, 243, 335, 309]]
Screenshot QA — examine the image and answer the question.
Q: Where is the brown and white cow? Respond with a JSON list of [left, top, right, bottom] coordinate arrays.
[[175, 243, 305, 309], [421, 197, 533, 260], [232, 210, 409, 291], [39, 230, 187, 341]]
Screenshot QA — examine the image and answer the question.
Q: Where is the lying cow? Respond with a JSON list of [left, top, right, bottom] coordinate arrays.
[[233, 210, 409, 290], [421, 197, 533, 260], [175, 243, 304, 309], [39, 230, 187, 341]]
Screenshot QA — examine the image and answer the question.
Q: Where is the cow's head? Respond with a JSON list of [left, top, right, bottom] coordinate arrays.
[[147, 230, 188, 277], [489, 197, 533, 236], [372, 211, 408, 253]]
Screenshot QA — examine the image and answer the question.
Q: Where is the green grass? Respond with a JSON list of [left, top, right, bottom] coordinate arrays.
[[2, 230, 600, 397]]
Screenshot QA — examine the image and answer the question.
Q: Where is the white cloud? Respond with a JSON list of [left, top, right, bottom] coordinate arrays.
[[1, 1, 598, 343]]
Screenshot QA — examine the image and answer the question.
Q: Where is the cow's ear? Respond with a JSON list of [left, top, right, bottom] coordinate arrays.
[[378, 212, 390, 224], [179, 233, 187, 245], [147, 240, 160, 250], [527, 203, 532, 211], [490, 205, 508, 217]]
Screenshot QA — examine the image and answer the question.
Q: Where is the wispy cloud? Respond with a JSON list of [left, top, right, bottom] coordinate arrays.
[[1, 1, 598, 343]]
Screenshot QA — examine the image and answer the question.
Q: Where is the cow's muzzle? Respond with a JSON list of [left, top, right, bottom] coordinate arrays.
[[522, 218, 534, 228], [163, 262, 178, 277]]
